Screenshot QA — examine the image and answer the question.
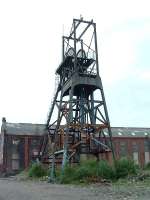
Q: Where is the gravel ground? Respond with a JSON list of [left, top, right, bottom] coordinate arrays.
[[0, 178, 150, 200]]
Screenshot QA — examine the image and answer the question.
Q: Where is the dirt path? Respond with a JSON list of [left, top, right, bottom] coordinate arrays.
[[0, 178, 150, 200]]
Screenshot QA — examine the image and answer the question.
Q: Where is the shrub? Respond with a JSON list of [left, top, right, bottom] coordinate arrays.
[[57, 158, 138, 184], [28, 162, 47, 178], [98, 160, 115, 180], [75, 166, 91, 180], [60, 160, 115, 183], [115, 158, 137, 179], [60, 165, 77, 183], [145, 162, 150, 170], [60, 160, 98, 183], [77, 160, 98, 177]]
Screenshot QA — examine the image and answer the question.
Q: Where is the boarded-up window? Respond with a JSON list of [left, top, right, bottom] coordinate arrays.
[[132, 141, 139, 152], [12, 153, 19, 159], [12, 159, 19, 170], [145, 152, 150, 164], [29, 138, 42, 161], [119, 142, 127, 157], [132, 142, 139, 164], [144, 140, 150, 164], [11, 139, 20, 170], [113, 141, 119, 158], [133, 152, 139, 164], [144, 140, 150, 152]]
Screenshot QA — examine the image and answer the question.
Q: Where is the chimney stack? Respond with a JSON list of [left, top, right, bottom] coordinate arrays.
[[1, 117, 6, 133], [2, 117, 6, 124]]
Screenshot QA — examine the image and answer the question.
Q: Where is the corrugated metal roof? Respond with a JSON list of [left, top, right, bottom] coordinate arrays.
[[1, 123, 150, 137], [109, 127, 150, 137]]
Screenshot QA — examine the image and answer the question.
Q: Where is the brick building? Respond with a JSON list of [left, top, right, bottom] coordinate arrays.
[[111, 127, 150, 166], [0, 118, 46, 174], [0, 118, 150, 174]]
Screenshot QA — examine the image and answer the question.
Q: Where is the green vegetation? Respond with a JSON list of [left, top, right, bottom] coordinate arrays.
[[97, 160, 115, 180], [26, 158, 150, 185], [28, 162, 48, 178], [115, 158, 137, 178], [60, 158, 137, 184], [144, 162, 150, 170]]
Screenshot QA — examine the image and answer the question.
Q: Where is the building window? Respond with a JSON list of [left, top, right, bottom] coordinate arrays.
[[119, 142, 127, 157], [132, 141, 139, 165], [133, 152, 139, 165], [29, 138, 42, 160], [144, 140, 150, 152], [145, 152, 149, 164], [12, 139, 20, 145], [144, 140, 150, 164], [11, 139, 20, 170], [12, 153, 19, 170], [113, 141, 119, 158]]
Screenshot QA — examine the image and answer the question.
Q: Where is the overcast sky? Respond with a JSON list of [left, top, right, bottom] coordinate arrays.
[[0, 0, 150, 127]]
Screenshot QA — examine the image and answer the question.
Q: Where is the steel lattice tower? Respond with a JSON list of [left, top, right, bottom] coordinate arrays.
[[41, 18, 114, 180]]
